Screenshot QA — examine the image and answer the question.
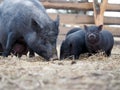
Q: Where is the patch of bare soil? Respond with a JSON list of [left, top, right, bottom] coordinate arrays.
[[0, 45, 120, 90]]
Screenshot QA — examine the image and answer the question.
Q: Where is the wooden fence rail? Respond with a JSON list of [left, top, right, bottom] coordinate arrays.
[[49, 13, 120, 25], [40, 0, 120, 37], [41, 2, 120, 11], [40, 0, 88, 3]]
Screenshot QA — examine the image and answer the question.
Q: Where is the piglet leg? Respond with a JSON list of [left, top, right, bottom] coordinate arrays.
[[2, 32, 17, 57]]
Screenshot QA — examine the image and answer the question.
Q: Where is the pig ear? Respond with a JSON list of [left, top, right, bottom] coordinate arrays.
[[84, 25, 88, 31], [54, 15, 60, 27], [98, 25, 103, 32], [31, 19, 43, 32]]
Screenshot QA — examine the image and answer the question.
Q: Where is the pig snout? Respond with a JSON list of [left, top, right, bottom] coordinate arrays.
[[88, 33, 96, 40], [47, 47, 58, 60], [49, 55, 58, 60], [50, 48, 58, 60]]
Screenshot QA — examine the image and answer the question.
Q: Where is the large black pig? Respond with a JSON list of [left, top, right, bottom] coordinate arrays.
[[60, 30, 88, 59], [84, 25, 114, 56], [0, 0, 59, 60]]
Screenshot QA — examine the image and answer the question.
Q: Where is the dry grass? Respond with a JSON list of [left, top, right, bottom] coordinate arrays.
[[0, 45, 120, 90]]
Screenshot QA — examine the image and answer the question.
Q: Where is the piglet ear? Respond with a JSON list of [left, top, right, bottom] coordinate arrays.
[[54, 15, 60, 27], [98, 25, 103, 32], [84, 25, 88, 31]]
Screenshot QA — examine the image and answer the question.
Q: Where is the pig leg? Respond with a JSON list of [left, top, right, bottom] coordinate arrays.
[[0, 44, 3, 55], [74, 54, 80, 59], [2, 32, 17, 57], [73, 50, 80, 59], [60, 41, 65, 60], [105, 50, 111, 57], [29, 49, 35, 57], [70, 44, 80, 59], [17, 53, 22, 58]]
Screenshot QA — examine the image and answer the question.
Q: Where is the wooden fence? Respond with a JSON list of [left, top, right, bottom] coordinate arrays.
[[40, 0, 120, 37]]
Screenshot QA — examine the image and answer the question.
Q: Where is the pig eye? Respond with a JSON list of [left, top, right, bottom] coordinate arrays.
[[94, 32, 99, 35]]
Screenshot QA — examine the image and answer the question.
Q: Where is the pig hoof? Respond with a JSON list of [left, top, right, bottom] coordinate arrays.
[[50, 57, 58, 61], [2, 53, 8, 57], [29, 54, 35, 58]]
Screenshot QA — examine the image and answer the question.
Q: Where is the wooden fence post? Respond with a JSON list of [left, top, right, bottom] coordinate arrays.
[[93, 0, 108, 25]]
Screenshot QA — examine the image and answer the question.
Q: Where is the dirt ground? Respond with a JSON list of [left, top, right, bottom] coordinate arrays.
[[0, 44, 120, 90]]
